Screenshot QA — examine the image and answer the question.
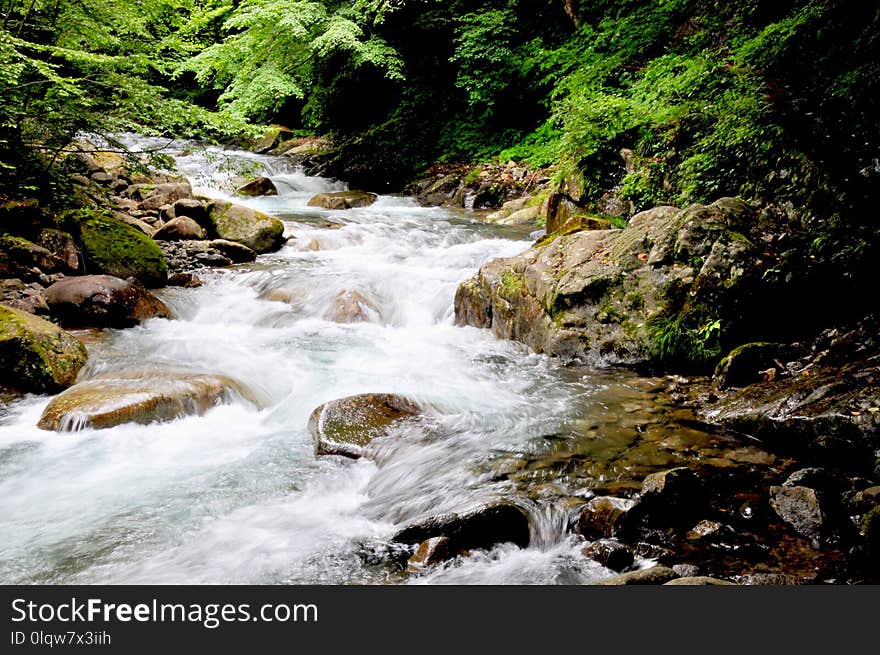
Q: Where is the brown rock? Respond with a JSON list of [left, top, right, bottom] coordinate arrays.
[[576, 497, 638, 540], [45, 275, 171, 328], [582, 539, 634, 572], [237, 177, 278, 197], [407, 537, 453, 572], [664, 576, 736, 586], [153, 217, 207, 241]]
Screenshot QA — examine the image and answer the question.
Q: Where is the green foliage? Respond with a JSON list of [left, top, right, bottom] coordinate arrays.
[[648, 312, 723, 368]]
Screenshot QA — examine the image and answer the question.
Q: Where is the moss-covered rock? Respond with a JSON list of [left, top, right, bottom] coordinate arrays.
[[307, 393, 422, 458], [59, 209, 168, 287], [454, 198, 765, 368], [204, 200, 284, 253], [0, 304, 87, 393]]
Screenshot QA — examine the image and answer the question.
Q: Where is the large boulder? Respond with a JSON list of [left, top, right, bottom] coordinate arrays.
[[307, 393, 422, 458], [0, 304, 87, 393], [307, 191, 378, 210], [37, 369, 259, 432], [58, 210, 168, 287], [204, 200, 285, 253], [392, 503, 530, 551], [455, 198, 765, 367], [45, 275, 171, 328]]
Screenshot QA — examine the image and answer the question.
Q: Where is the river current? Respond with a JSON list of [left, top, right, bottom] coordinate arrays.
[[0, 137, 770, 584]]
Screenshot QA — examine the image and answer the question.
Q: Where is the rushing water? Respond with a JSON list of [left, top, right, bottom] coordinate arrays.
[[0, 137, 781, 584]]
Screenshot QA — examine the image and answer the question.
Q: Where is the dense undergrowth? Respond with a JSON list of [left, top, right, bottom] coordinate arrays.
[[1, 1, 878, 283]]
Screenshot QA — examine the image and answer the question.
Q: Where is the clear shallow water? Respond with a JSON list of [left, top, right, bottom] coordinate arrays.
[[0, 138, 774, 584]]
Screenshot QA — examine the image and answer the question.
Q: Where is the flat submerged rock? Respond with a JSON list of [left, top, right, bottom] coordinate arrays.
[[37, 369, 260, 432]]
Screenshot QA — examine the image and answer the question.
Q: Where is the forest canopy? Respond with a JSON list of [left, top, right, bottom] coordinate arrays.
[[1, 0, 878, 225]]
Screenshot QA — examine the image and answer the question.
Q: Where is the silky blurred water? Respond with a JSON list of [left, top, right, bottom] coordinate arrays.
[[0, 136, 766, 584]]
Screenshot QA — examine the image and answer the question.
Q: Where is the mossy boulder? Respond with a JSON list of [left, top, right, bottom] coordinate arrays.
[[0, 304, 87, 393], [205, 200, 285, 253], [59, 210, 168, 287], [454, 198, 765, 367], [307, 393, 422, 458], [37, 369, 260, 432]]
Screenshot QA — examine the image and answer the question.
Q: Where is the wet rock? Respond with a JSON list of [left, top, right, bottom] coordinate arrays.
[[45, 275, 171, 328], [308, 393, 422, 458], [58, 209, 168, 287], [664, 576, 735, 586], [639, 467, 702, 518], [576, 496, 638, 540], [205, 200, 285, 253], [307, 191, 378, 210], [598, 566, 679, 585], [0, 303, 87, 393], [714, 342, 791, 389], [237, 177, 278, 197], [167, 272, 202, 288], [37, 369, 259, 431], [260, 289, 294, 304], [325, 289, 381, 324], [686, 520, 736, 542], [153, 217, 207, 241], [407, 537, 453, 572], [769, 485, 826, 542], [393, 503, 530, 551], [582, 539, 634, 572]]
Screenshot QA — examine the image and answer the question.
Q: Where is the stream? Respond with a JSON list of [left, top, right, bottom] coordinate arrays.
[[0, 137, 787, 584]]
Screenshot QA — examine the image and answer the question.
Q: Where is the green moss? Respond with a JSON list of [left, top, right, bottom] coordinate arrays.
[[61, 209, 167, 287], [500, 268, 525, 296], [0, 304, 87, 393]]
